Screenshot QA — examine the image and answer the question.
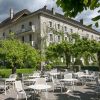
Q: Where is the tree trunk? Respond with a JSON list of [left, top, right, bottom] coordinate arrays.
[[12, 66, 16, 74], [97, 52, 100, 71]]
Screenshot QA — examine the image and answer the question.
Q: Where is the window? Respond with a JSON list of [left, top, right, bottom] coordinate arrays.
[[70, 29, 73, 33], [21, 25, 24, 29], [9, 29, 11, 33], [65, 37, 67, 41], [58, 36, 60, 42], [29, 22, 32, 26], [86, 34, 89, 38], [91, 35, 94, 39], [3, 32, 5, 37], [58, 24, 60, 29], [29, 34, 32, 41], [64, 26, 67, 31], [50, 34, 53, 41], [22, 36, 24, 42], [49, 21, 52, 27]]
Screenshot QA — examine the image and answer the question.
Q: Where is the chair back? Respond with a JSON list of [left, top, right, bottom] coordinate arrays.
[[15, 81, 23, 92], [77, 72, 84, 77], [64, 73, 72, 79], [9, 74, 17, 79], [85, 70, 89, 75], [51, 69, 57, 73], [33, 72, 40, 78], [35, 78, 46, 85]]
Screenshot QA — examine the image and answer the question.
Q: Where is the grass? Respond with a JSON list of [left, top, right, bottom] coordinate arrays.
[[0, 68, 35, 78]]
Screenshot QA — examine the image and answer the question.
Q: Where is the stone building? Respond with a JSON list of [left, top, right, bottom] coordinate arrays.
[[0, 6, 100, 51]]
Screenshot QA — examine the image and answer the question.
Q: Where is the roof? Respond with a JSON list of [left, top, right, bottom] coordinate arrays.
[[0, 9, 30, 28], [0, 6, 99, 35]]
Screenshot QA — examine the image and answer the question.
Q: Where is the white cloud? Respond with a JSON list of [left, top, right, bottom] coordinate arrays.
[[0, 0, 99, 32]]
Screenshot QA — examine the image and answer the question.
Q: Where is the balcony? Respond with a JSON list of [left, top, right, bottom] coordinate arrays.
[[16, 25, 35, 35]]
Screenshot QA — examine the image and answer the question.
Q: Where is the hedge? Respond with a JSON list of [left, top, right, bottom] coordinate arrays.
[[0, 68, 35, 78], [81, 65, 99, 71]]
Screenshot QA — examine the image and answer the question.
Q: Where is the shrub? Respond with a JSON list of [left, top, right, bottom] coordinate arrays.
[[81, 65, 99, 71], [0, 68, 35, 78]]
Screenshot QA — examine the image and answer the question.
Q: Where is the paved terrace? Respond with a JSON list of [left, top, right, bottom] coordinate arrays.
[[0, 82, 100, 100]]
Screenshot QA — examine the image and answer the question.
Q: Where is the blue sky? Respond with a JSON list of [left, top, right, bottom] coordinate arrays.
[[0, 0, 100, 32]]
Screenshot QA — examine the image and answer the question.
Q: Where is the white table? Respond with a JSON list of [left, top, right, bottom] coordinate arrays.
[[23, 79, 36, 85], [28, 84, 51, 100], [60, 78, 78, 91]]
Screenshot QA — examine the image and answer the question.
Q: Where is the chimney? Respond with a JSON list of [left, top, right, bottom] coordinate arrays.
[[80, 19, 83, 24], [52, 7, 55, 15], [43, 5, 47, 10], [10, 8, 14, 19]]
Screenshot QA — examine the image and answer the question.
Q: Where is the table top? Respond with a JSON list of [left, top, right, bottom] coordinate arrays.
[[24, 79, 36, 82], [28, 84, 51, 90], [60, 78, 78, 82], [1, 78, 16, 81], [79, 74, 94, 77], [50, 72, 60, 76], [29, 75, 40, 78]]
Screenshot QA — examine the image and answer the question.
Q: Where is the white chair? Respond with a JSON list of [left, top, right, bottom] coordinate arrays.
[[52, 77, 63, 92], [0, 78, 9, 95], [15, 81, 27, 100], [64, 73, 73, 79], [6, 74, 17, 89]]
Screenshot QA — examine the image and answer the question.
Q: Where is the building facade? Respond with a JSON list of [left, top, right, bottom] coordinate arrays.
[[0, 6, 100, 51]]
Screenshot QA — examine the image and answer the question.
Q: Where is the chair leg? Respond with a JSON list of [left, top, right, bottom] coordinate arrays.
[[17, 94, 18, 100]]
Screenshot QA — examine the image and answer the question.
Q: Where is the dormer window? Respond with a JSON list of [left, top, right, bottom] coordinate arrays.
[[49, 21, 52, 27], [29, 22, 32, 26], [21, 25, 24, 29]]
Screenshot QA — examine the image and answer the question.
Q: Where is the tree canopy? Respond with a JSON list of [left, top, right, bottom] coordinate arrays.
[[56, 0, 100, 27], [0, 39, 41, 73]]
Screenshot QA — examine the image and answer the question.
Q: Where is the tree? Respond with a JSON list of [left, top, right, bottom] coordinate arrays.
[[0, 39, 41, 73], [56, 0, 100, 27]]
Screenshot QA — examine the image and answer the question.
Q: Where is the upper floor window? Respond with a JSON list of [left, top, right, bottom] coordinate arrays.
[[29, 34, 32, 41], [91, 35, 94, 39], [86, 34, 89, 38], [64, 26, 67, 32], [70, 29, 73, 33], [29, 22, 32, 26], [21, 25, 24, 29], [58, 24, 60, 29], [50, 34, 53, 41], [58, 35, 60, 42], [65, 37, 67, 41], [49, 21, 52, 27]]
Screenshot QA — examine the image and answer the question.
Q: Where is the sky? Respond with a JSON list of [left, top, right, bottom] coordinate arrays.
[[0, 0, 100, 32]]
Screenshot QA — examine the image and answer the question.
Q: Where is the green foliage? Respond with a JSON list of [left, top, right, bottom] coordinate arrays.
[[56, 0, 100, 27], [81, 65, 99, 71], [56, 0, 100, 17], [0, 39, 42, 73], [0, 69, 34, 78]]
